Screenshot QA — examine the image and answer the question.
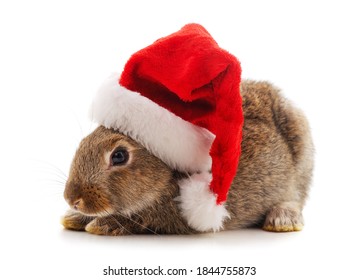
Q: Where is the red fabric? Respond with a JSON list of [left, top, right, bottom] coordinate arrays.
[[120, 24, 243, 204]]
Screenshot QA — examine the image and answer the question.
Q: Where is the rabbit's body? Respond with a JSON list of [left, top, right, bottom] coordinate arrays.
[[62, 80, 313, 235]]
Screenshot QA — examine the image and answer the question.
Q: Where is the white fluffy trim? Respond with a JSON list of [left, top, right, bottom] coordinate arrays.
[[90, 73, 214, 173], [176, 172, 230, 232]]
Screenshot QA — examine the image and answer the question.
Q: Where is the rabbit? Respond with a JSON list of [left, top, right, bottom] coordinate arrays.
[[61, 80, 314, 235]]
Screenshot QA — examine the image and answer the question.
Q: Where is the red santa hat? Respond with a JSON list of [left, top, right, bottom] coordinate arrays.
[[91, 24, 244, 232]]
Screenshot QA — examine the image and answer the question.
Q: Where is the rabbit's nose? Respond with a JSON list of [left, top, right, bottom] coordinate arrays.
[[73, 198, 83, 210], [64, 181, 82, 206]]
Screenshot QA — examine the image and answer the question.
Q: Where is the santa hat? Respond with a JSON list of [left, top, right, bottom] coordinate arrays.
[[91, 24, 244, 232]]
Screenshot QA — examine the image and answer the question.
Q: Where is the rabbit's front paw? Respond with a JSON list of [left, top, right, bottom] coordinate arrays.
[[61, 210, 94, 231], [85, 216, 132, 236]]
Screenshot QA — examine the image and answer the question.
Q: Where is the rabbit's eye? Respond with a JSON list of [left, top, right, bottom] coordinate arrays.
[[111, 149, 129, 166]]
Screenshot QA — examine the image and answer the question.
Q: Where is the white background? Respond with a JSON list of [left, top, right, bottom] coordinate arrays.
[[1, 0, 358, 279]]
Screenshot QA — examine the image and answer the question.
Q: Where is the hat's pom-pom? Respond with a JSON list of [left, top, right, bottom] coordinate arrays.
[[176, 172, 230, 232]]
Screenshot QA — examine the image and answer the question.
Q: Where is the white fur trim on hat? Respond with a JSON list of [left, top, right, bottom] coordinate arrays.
[[176, 172, 230, 232], [90, 73, 214, 173]]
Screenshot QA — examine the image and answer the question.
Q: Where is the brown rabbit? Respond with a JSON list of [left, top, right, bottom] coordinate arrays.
[[62, 80, 314, 235]]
